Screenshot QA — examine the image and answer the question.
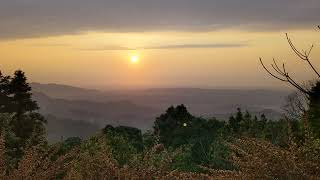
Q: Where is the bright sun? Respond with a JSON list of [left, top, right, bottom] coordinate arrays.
[[130, 55, 139, 64]]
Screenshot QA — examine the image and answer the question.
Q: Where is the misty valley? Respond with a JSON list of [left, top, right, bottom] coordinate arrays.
[[31, 83, 287, 141], [0, 1, 320, 178]]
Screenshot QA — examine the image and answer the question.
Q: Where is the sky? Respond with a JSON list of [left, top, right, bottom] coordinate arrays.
[[0, 0, 320, 90]]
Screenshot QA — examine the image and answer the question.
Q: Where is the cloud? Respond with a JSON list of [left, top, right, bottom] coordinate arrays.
[[79, 43, 248, 51], [0, 0, 319, 39], [30, 43, 71, 47], [143, 43, 247, 50], [78, 46, 135, 51]]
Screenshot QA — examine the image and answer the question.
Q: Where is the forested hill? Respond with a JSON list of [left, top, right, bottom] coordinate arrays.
[[32, 83, 289, 135]]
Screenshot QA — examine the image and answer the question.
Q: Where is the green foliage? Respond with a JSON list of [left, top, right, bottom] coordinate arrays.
[[308, 81, 320, 138], [263, 119, 289, 146], [171, 145, 204, 173], [0, 114, 21, 169], [229, 108, 242, 134], [153, 105, 234, 170], [142, 130, 156, 149], [103, 125, 143, 152], [207, 139, 235, 170], [58, 137, 82, 155], [228, 109, 290, 146], [106, 135, 137, 166], [154, 105, 194, 147], [103, 125, 143, 166]]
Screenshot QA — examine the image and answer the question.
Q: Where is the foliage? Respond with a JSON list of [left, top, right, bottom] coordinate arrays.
[[229, 137, 320, 179], [0, 70, 46, 165], [103, 125, 143, 152], [0, 68, 320, 178], [103, 125, 143, 166], [308, 81, 320, 138], [154, 104, 194, 147], [228, 109, 291, 146]]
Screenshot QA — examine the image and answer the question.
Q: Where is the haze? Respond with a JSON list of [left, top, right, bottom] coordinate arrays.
[[0, 0, 320, 90]]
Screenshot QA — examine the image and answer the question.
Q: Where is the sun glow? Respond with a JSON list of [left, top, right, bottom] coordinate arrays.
[[130, 55, 139, 64]]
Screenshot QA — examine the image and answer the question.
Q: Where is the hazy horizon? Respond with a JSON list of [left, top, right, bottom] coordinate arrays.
[[29, 81, 294, 92], [1, 0, 320, 89]]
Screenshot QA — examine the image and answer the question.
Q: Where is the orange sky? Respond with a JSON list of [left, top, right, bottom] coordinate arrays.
[[0, 29, 319, 90]]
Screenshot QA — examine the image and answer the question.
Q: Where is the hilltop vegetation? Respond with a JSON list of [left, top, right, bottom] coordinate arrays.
[[0, 70, 320, 179], [3, 27, 320, 178]]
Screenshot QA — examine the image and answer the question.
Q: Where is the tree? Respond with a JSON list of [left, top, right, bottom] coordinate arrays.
[[0, 70, 46, 164], [0, 72, 11, 113], [154, 104, 194, 147], [308, 82, 320, 137], [260, 26, 320, 138], [229, 108, 243, 134], [283, 91, 308, 121], [8, 70, 45, 143], [8, 70, 39, 116], [103, 125, 143, 152]]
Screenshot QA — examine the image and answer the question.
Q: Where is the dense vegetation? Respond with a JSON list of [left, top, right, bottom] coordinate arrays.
[[2, 28, 320, 178], [0, 70, 320, 179]]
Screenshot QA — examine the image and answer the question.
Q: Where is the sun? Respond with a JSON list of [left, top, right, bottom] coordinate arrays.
[[130, 55, 139, 64]]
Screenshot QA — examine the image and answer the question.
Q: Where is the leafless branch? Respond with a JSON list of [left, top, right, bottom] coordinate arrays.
[[260, 28, 319, 95], [259, 58, 310, 95], [283, 91, 308, 120], [286, 33, 320, 78]]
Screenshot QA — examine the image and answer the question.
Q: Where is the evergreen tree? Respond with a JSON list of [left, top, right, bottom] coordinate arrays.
[[0, 70, 46, 161], [0, 71, 11, 113], [308, 81, 320, 137], [241, 110, 252, 134], [229, 108, 243, 134], [8, 70, 39, 116]]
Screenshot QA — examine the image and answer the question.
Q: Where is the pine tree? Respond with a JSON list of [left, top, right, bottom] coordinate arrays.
[[0, 71, 11, 113], [7, 70, 46, 147], [308, 81, 320, 138], [229, 108, 243, 134]]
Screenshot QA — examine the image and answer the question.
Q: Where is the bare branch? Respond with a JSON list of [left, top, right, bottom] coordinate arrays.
[[286, 33, 320, 78], [259, 58, 286, 81], [260, 58, 310, 95], [260, 27, 319, 95]]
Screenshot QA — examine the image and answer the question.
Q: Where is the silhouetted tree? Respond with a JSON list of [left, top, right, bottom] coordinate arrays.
[[308, 82, 320, 137], [154, 104, 194, 147], [8, 70, 45, 143], [0, 72, 11, 113], [0, 70, 46, 163], [8, 70, 39, 116]]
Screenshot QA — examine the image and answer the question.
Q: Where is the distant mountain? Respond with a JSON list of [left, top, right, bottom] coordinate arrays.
[[31, 83, 290, 139], [46, 114, 100, 143], [33, 92, 157, 130], [31, 82, 104, 100]]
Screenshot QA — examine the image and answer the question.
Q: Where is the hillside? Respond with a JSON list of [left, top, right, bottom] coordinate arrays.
[[32, 83, 289, 141]]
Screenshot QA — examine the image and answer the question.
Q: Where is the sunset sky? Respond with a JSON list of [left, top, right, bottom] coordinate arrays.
[[0, 0, 319, 90]]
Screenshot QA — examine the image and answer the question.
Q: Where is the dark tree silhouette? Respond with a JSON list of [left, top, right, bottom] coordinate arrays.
[[8, 70, 42, 140], [0, 72, 11, 113], [154, 104, 194, 147], [9, 70, 39, 116], [0, 70, 46, 162]]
